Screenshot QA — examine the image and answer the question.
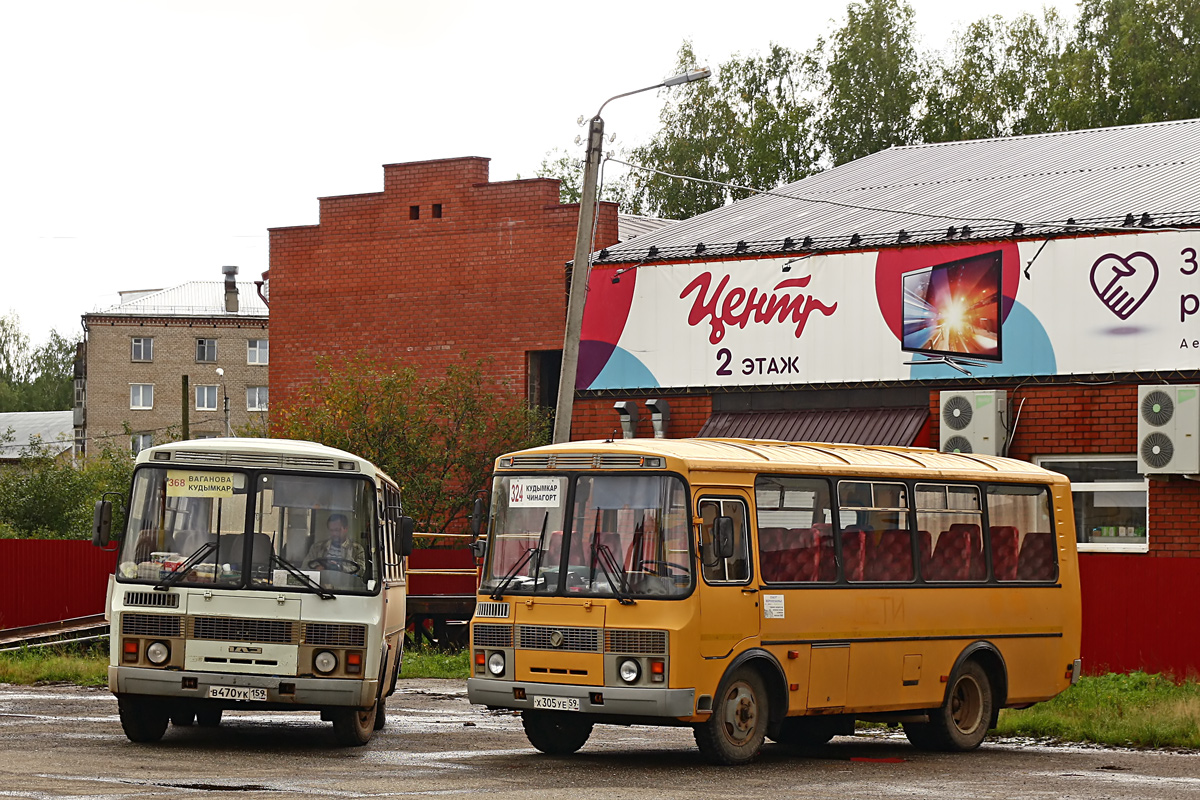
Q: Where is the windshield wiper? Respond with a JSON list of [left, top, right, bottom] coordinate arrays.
[[490, 513, 548, 601], [591, 539, 634, 605], [154, 541, 217, 591], [272, 553, 335, 600]]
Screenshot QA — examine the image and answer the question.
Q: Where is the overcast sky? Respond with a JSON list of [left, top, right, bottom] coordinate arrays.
[[1, 0, 1071, 344]]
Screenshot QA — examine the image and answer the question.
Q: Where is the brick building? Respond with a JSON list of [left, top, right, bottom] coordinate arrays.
[[267, 156, 620, 411], [572, 118, 1200, 676], [80, 272, 269, 454]]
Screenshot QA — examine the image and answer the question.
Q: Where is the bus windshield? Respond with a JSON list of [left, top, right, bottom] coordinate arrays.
[[116, 466, 378, 595], [481, 474, 693, 599]]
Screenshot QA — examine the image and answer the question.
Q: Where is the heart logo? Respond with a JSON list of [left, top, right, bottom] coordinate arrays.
[[1089, 251, 1159, 320]]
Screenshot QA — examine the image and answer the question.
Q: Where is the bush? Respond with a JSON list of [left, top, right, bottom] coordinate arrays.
[[0, 442, 132, 539]]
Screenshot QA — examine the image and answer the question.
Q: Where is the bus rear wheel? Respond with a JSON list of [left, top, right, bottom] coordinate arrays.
[[521, 710, 594, 755], [118, 696, 168, 743], [769, 717, 839, 748], [196, 708, 222, 727], [694, 668, 768, 765], [904, 660, 993, 752], [331, 704, 378, 746]]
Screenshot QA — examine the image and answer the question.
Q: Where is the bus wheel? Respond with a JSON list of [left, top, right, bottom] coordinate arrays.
[[118, 696, 168, 743], [331, 704, 377, 746], [694, 668, 768, 765], [170, 710, 195, 726], [904, 660, 993, 752], [521, 710, 594, 755], [373, 694, 387, 731], [196, 708, 222, 727], [769, 717, 838, 748]]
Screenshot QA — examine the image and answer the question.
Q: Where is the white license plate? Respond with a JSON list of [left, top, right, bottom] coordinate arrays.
[[207, 686, 267, 701], [533, 695, 580, 712]]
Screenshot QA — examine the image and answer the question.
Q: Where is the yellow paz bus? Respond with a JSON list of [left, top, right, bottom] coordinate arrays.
[[466, 437, 1081, 765]]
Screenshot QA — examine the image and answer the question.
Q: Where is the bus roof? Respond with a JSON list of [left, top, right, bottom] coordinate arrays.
[[136, 437, 395, 485], [497, 437, 1066, 484]]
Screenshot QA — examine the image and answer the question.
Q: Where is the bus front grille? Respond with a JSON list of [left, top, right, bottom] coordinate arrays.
[[124, 591, 180, 609], [473, 623, 513, 648], [605, 629, 668, 655], [190, 616, 296, 644], [304, 623, 366, 647], [517, 625, 601, 652], [121, 613, 183, 638]]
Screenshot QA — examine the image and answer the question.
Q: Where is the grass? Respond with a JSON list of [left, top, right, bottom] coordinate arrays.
[[0, 642, 109, 687], [401, 646, 470, 679], [995, 672, 1200, 749]]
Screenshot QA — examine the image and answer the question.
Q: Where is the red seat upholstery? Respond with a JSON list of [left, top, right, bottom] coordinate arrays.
[[1017, 532, 1057, 581], [759, 528, 823, 583], [842, 526, 868, 581], [758, 527, 787, 582], [865, 529, 914, 581], [813, 524, 837, 582], [962, 524, 986, 580], [927, 527, 972, 581], [990, 526, 1020, 581], [918, 530, 932, 574]]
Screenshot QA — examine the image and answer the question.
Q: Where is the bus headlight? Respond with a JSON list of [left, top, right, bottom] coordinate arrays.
[[618, 658, 641, 684], [314, 650, 338, 674], [146, 641, 170, 665], [487, 652, 505, 676]]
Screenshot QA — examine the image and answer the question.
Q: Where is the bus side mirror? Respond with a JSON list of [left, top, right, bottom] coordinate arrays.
[[396, 516, 415, 557], [469, 538, 487, 560], [714, 516, 735, 560], [92, 500, 112, 547], [469, 497, 485, 537]]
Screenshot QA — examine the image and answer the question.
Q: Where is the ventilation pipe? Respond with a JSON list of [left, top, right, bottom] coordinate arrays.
[[614, 401, 639, 439], [222, 265, 239, 313], [645, 398, 670, 438]]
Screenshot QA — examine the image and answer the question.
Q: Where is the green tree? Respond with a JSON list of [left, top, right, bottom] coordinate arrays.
[[815, 0, 923, 165], [268, 354, 549, 534], [531, 147, 642, 214], [1049, 0, 1200, 129], [0, 312, 80, 412], [0, 442, 132, 539]]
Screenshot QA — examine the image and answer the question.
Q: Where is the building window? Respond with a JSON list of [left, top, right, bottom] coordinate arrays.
[[131, 337, 153, 362], [247, 386, 268, 411], [74, 428, 85, 458], [1035, 456, 1148, 553], [131, 432, 153, 454], [130, 384, 154, 409], [196, 338, 217, 363], [195, 385, 219, 411], [247, 339, 269, 365]]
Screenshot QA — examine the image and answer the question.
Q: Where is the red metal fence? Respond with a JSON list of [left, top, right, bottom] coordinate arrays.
[[0, 540, 117, 630]]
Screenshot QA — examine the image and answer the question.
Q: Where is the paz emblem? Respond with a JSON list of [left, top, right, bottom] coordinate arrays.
[[549, 630, 565, 648]]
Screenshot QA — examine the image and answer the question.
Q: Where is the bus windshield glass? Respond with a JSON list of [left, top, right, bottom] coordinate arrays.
[[481, 474, 692, 599], [116, 466, 378, 594]]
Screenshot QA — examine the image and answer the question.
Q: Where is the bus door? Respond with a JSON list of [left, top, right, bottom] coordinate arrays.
[[696, 495, 758, 659]]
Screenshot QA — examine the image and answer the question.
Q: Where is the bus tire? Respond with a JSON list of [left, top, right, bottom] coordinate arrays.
[[118, 696, 168, 743], [769, 717, 838, 748], [196, 708, 222, 727], [373, 693, 387, 731], [331, 704, 377, 746], [904, 660, 993, 752], [170, 710, 195, 726], [694, 668, 768, 765], [521, 710, 593, 755]]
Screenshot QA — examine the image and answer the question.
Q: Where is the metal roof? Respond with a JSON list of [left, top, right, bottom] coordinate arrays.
[[598, 117, 1200, 264], [617, 213, 674, 242], [89, 282, 268, 319], [697, 408, 928, 447], [0, 411, 74, 459]]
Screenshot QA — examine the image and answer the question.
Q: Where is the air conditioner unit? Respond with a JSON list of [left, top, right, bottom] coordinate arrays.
[[1137, 384, 1200, 474], [939, 390, 1007, 456]]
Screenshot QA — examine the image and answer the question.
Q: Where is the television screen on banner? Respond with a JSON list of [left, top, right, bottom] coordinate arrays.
[[901, 250, 1003, 362]]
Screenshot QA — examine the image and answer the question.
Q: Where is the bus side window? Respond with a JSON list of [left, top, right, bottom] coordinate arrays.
[[698, 498, 750, 584]]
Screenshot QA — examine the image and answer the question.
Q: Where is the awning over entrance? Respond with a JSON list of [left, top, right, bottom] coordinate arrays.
[[697, 407, 928, 447]]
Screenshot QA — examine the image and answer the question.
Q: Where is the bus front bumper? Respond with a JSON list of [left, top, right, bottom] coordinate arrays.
[[111, 666, 377, 708], [467, 677, 695, 718]]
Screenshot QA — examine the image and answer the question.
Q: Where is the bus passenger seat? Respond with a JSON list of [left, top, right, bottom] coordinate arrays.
[[842, 526, 868, 581], [787, 528, 821, 582], [927, 527, 972, 581], [867, 530, 914, 581], [813, 524, 837, 581], [1017, 532, 1057, 581], [990, 526, 1020, 581], [758, 528, 786, 582], [961, 524, 986, 580]]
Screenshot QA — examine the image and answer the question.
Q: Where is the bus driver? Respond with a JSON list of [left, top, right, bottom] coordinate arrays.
[[305, 513, 366, 577]]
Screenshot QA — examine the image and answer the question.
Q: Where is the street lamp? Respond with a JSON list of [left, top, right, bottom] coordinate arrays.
[[552, 67, 711, 444], [215, 367, 231, 437]]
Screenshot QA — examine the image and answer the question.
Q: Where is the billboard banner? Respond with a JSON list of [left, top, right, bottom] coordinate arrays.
[[577, 231, 1200, 389]]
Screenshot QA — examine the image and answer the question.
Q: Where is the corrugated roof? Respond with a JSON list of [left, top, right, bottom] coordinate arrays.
[[617, 213, 674, 242], [598, 118, 1200, 264], [697, 408, 927, 447], [89, 282, 268, 318], [0, 411, 74, 459]]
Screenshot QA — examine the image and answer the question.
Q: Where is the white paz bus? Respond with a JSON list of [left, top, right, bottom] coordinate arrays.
[[93, 438, 414, 745]]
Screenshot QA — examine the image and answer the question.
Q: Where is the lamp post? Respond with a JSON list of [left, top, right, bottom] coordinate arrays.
[[215, 367, 231, 437], [552, 67, 711, 444]]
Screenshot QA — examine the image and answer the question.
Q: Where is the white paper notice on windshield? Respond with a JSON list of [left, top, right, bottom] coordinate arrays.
[[508, 478, 562, 507], [763, 594, 785, 619], [167, 470, 234, 498]]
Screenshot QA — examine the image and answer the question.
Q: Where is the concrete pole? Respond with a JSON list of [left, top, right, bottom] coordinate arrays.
[[552, 115, 605, 444]]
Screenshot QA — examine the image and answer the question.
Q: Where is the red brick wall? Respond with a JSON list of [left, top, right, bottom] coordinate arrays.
[[571, 395, 713, 441], [269, 156, 619, 407]]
